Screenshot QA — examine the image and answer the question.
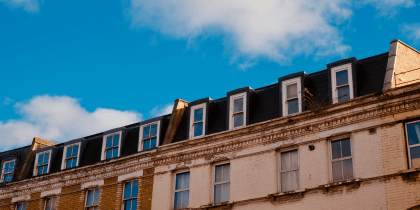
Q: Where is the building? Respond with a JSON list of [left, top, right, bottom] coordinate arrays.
[[1, 39, 420, 210]]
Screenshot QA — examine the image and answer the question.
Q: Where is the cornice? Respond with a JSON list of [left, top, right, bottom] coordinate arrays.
[[2, 83, 420, 199]]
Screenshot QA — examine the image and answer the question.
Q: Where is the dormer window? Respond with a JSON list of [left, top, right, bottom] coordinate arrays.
[[229, 93, 246, 129], [189, 104, 206, 139], [101, 132, 122, 160], [331, 63, 353, 103], [139, 122, 160, 151], [34, 151, 51, 175], [282, 78, 302, 116], [62, 143, 81, 169], [1, 159, 15, 182]]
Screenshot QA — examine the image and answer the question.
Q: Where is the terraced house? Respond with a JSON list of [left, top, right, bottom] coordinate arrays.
[[2, 39, 420, 210]]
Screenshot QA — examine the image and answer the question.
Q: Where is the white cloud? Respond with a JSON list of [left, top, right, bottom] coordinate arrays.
[[149, 104, 173, 117], [362, 0, 415, 17], [0, 95, 142, 152], [402, 23, 420, 41], [0, 0, 39, 12], [3, 97, 14, 105]]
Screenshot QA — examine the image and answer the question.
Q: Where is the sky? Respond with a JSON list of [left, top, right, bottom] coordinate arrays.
[[1, 0, 420, 152]]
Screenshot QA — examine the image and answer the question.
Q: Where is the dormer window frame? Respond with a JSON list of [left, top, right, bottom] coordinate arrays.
[[33, 150, 52, 176], [281, 77, 302, 116], [189, 103, 207, 139], [61, 142, 82, 170], [331, 63, 354, 104], [139, 121, 160, 152], [101, 131, 122, 161], [1, 159, 16, 183], [229, 92, 247, 130]]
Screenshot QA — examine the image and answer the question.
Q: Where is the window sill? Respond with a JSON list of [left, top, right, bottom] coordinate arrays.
[[199, 201, 234, 209], [398, 168, 420, 175], [268, 189, 305, 200], [321, 178, 361, 191]]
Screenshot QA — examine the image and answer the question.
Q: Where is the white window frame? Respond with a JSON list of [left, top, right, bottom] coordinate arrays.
[[189, 103, 207, 139], [138, 121, 160, 152], [405, 120, 420, 169], [61, 142, 82, 170], [44, 196, 58, 210], [84, 188, 100, 210], [122, 180, 139, 210], [16, 202, 27, 210], [33, 150, 52, 176], [281, 77, 302, 116], [1, 159, 16, 183], [328, 137, 355, 183], [101, 131, 122, 161], [331, 63, 354, 104], [229, 92, 247, 130], [277, 148, 300, 193], [211, 161, 230, 204], [172, 170, 190, 210]]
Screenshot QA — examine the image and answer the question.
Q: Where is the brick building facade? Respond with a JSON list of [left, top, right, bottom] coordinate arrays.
[[1, 39, 420, 210]]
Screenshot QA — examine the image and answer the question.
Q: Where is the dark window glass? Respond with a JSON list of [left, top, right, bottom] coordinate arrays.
[[287, 99, 299, 115], [337, 86, 350, 102], [336, 70, 348, 86]]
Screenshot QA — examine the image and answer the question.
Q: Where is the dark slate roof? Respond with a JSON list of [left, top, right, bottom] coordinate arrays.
[[0, 52, 389, 184]]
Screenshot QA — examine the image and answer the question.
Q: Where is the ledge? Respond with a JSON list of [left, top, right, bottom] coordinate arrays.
[[321, 178, 361, 191], [267, 189, 306, 200], [199, 201, 234, 209]]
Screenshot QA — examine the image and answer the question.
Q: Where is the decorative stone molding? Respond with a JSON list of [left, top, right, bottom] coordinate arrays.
[[205, 151, 237, 163]]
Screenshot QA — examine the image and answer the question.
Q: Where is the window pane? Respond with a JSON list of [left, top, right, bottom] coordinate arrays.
[[66, 146, 73, 158], [143, 140, 150, 151], [176, 172, 190, 190], [336, 70, 348, 86], [38, 154, 44, 165], [151, 124, 158, 137], [132, 199, 137, 210], [66, 159, 72, 169], [87, 190, 94, 206], [72, 145, 79, 156], [5, 174, 12, 182], [194, 108, 203, 122], [281, 152, 290, 171], [194, 123, 203, 137], [125, 200, 131, 210], [72, 158, 78, 168], [233, 98, 243, 113], [222, 164, 230, 182], [234, 113, 244, 128], [331, 141, 342, 159], [124, 182, 132, 199], [106, 136, 113, 148], [94, 189, 100, 205], [332, 161, 343, 182], [281, 172, 290, 192], [150, 138, 157, 149], [112, 148, 119, 158], [4, 162, 9, 173], [174, 190, 189, 209], [214, 184, 222, 203], [341, 139, 351, 157], [132, 180, 139, 198], [215, 165, 223, 183], [143, 126, 150, 139], [287, 99, 299, 115], [410, 146, 420, 168], [113, 134, 120, 147], [407, 122, 420, 145], [287, 83, 298, 99], [106, 149, 112, 159], [221, 183, 230, 203], [44, 153, 50, 164], [337, 86, 350, 102], [343, 159, 353, 180]]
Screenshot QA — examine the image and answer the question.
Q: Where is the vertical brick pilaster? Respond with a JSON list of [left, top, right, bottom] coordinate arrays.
[[99, 176, 119, 210], [57, 184, 83, 210], [140, 168, 154, 210]]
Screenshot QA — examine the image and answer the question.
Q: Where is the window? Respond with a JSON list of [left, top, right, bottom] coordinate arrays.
[[139, 122, 160, 151], [85, 188, 100, 210], [35, 151, 51, 176], [174, 172, 190, 209], [280, 150, 299, 192], [331, 138, 353, 182], [281, 78, 302, 116], [405, 121, 420, 168], [213, 163, 230, 203], [189, 104, 206, 139], [331, 63, 354, 103], [101, 132, 121, 160], [62, 143, 80, 169], [1, 159, 15, 182], [17, 203, 27, 210], [123, 180, 138, 210], [229, 93, 246, 129], [45, 197, 57, 210]]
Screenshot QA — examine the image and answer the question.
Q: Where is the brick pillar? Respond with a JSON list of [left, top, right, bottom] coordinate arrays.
[[57, 184, 84, 210], [139, 168, 154, 210], [99, 176, 119, 210]]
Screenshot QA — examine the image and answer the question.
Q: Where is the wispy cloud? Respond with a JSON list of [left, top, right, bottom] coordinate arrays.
[[3, 97, 14, 106], [362, 0, 415, 17], [149, 104, 173, 117], [0, 0, 40, 13], [0, 95, 142, 152], [402, 23, 420, 41]]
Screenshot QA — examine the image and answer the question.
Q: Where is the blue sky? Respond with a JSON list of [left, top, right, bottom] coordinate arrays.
[[1, 0, 420, 151]]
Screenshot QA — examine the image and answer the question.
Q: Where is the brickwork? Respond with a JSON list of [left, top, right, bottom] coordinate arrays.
[[99, 176, 119, 210], [57, 184, 84, 210], [140, 168, 154, 210]]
